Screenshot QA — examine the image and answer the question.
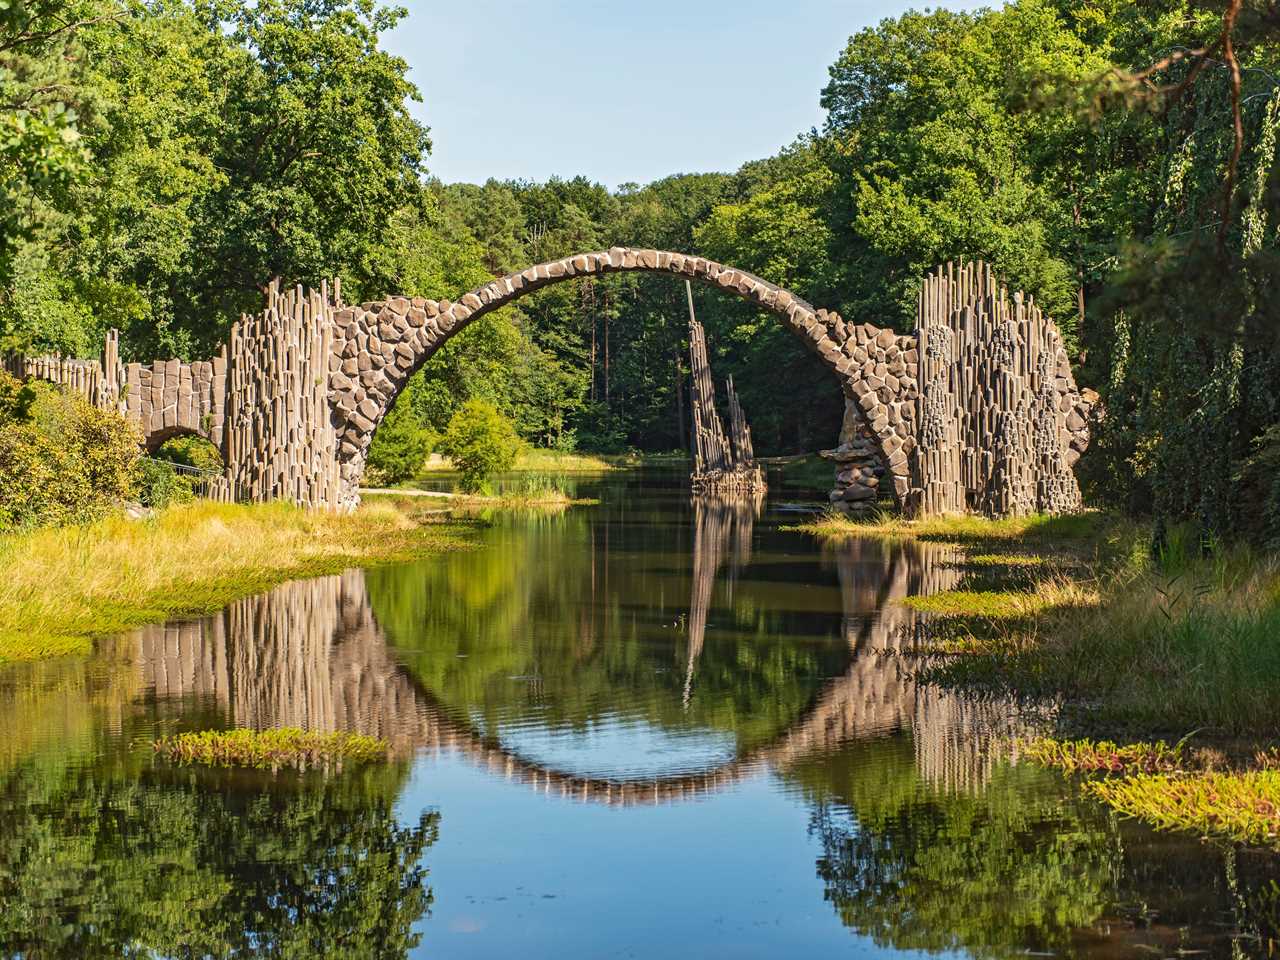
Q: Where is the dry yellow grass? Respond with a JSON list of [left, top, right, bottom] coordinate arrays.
[[0, 499, 471, 664]]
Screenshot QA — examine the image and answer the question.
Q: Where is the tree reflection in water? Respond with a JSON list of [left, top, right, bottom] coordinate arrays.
[[0, 760, 438, 957]]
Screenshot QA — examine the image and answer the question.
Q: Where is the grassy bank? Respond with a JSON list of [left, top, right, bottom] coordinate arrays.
[[922, 543, 1280, 740], [796, 508, 1280, 735], [790, 508, 1115, 545], [796, 509, 1280, 844], [796, 510, 1280, 739], [0, 499, 471, 664]]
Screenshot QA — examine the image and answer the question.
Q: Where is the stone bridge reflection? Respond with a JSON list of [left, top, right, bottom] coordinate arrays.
[[130, 510, 1016, 804]]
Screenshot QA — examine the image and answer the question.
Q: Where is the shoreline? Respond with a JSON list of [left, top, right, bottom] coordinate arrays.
[[0, 498, 478, 665]]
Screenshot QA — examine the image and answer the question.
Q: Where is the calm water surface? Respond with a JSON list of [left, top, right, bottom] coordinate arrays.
[[2, 468, 1277, 958]]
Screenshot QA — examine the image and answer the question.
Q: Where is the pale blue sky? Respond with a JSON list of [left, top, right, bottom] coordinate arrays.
[[384, 1, 986, 189]]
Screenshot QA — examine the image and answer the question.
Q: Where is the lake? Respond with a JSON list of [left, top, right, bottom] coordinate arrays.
[[2, 466, 1275, 958]]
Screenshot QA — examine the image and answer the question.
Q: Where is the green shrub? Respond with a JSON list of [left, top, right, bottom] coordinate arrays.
[[438, 399, 520, 493], [155, 434, 224, 473], [366, 395, 433, 486], [134, 457, 194, 509], [0, 374, 140, 530]]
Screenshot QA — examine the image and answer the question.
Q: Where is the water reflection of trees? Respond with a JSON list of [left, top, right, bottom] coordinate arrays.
[[792, 739, 1117, 959], [0, 760, 438, 957]]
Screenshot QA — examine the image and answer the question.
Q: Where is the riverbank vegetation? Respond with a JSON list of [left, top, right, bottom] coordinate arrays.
[[1024, 737, 1280, 846], [0, 499, 471, 664], [800, 510, 1280, 739], [804, 507, 1280, 842], [154, 728, 389, 772]]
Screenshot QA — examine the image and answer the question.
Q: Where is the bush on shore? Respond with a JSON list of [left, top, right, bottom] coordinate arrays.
[[437, 399, 520, 493], [366, 392, 434, 485], [0, 373, 139, 531]]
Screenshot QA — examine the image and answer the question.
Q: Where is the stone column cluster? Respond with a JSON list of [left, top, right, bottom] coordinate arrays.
[[1, 329, 123, 413], [121, 350, 227, 452], [687, 310, 765, 495], [223, 280, 342, 507], [911, 261, 1095, 516]]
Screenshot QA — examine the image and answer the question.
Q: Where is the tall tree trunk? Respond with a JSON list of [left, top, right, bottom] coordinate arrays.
[[675, 351, 688, 453], [1073, 195, 1086, 346]]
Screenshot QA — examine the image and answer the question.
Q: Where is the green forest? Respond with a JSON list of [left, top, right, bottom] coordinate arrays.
[[5, 0, 1280, 540]]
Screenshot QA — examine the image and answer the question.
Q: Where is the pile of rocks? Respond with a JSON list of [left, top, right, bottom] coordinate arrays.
[[821, 398, 889, 512]]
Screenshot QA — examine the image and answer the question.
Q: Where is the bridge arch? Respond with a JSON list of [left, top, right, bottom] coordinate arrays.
[[327, 247, 919, 507]]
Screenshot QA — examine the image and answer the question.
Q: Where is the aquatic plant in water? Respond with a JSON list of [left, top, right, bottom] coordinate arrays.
[[1024, 737, 1280, 846], [154, 728, 388, 771], [1089, 772, 1280, 846], [1022, 737, 1185, 774]]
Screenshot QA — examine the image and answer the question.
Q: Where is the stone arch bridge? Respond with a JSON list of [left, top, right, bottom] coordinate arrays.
[[3, 250, 1095, 517]]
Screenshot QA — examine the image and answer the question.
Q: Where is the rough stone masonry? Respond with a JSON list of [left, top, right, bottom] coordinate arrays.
[[4, 250, 1095, 517]]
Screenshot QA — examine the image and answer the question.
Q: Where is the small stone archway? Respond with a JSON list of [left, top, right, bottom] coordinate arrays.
[[327, 248, 919, 509]]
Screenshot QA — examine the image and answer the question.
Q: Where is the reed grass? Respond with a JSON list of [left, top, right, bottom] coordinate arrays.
[[154, 728, 388, 771], [0, 499, 470, 664]]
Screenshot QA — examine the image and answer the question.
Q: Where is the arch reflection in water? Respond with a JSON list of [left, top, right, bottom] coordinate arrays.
[[128, 517, 1015, 808], [132, 571, 756, 804]]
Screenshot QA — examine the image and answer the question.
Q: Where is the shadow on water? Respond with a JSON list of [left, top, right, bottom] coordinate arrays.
[[0, 466, 1278, 957]]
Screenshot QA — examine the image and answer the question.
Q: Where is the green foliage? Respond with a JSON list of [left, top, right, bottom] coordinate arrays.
[[0, 0, 94, 296], [154, 433, 223, 472], [366, 383, 432, 485], [0, 755, 439, 956], [133, 457, 193, 510], [437, 399, 520, 493], [4, 0, 429, 357], [0, 375, 139, 529]]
